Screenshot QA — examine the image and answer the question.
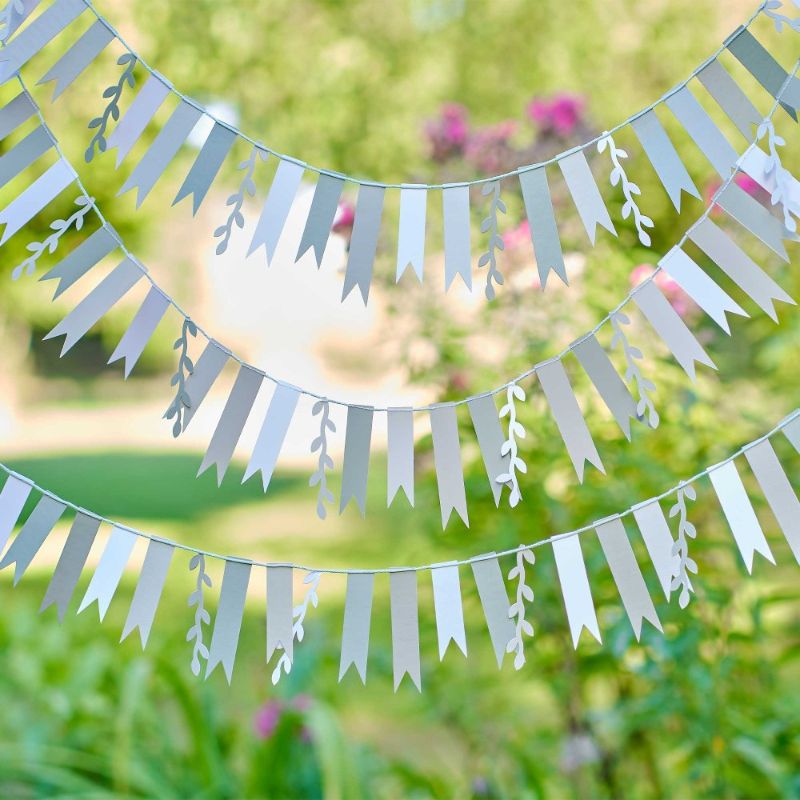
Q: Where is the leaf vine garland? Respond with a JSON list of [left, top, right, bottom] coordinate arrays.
[[187, 553, 212, 677], [669, 483, 697, 609], [309, 400, 335, 519], [506, 548, 535, 670], [478, 180, 506, 300], [756, 118, 800, 232], [272, 571, 321, 685], [598, 131, 654, 246], [610, 311, 659, 428], [765, 0, 800, 33], [164, 318, 197, 438], [496, 384, 527, 508], [11, 196, 94, 280], [85, 54, 137, 163]]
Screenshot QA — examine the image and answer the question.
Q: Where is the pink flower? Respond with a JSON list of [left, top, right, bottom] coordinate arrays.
[[630, 263, 692, 317], [254, 700, 283, 740], [704, 173, 763, 216], [332, 200, 355, 234], [464, 120, 518, 174], [527, 93, 585, 138], [502, 219, 531, 251], [425, 103, 470, 162]]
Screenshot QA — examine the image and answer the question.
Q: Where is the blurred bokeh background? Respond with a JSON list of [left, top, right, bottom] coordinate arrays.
[[1, 0, 799, 796]]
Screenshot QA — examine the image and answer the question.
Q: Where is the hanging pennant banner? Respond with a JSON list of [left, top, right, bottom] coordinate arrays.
[[633, 280, 716, 380], [78, 525, 135, 620], [342, 185, 384, 304], [0, 92, 36, 141], [429, 405, 469, 528], [689, 218, 794, 322], [120, 538, 174, 648], [44, 257, 142, 355], [595, 516, 661, 640], [632, 499, 681, 600], [551, 534, 601, 648], [339, 572, 373, 683], [40, 512, 100, 621], [0, 158, 73, 245], [106, 75, 170, 167], [387, 407, 414, 507], [108, 286, 169, 378], [709, 460, 775, 573], [0, 0, 41, 43], [248, 160, 303, 265], [0, 495, 66, 584], [744, 440, 800, 564], [396, 186, 426, 282], [197, 365, 262, 485], [785, 417, 800, 453], [467, 394, 508, 507], [442, 185, 472, 290], [537, 359, 604, 482], [0, 475, 32, 555], [716, 182, 790, 261], [173, 123, 236, 214], [572, 334, 637, 439], [296, 173, 343, 266], [558, 150, 616, 244], [697, 59, 761, 141], [519, 167, 567, 287], [181, 341, 230, 431], [339, 406, 373, 516], [471, 554, 515, 667], [37, 19, 113, 101], [630, 109, 700, 211], [0, 126, 53, 188], [390, 570, 421, 691], [739, 146, 800, 205], [266, 565, 293, 663], [430, 562, 467, 659], [206, 559, 251, 682], [243, 384, 299, 491], [40, 226, 118, 299]]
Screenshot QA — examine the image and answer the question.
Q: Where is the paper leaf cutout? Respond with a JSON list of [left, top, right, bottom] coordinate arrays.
[[164, 318, 197, 437], [272, 571, 321, 685], [609, 311, 659, 428], [496, 384, 526, 507], [213, 145, 267, 255], [764, 0, 800, 33], [187, 552, 212, 676], [598, 131, 654, 247], [669, 483, 697, 609], [756, 118, 800, 233], [11, 196, 94, 281], [478, 180, 506, 300], [506, 548, 535, 670], [85, 54, 137, 163], [0, 0, 23, 43], [309, 399, 336, 519]]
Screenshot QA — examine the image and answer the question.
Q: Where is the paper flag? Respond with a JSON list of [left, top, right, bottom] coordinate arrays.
[[342, 185, 384, 304], [120, 538, 173, 648], [467, 394, 509, 507], [708, 460, 775, 573], [716, 182, 790, 261], [559, 150, 616, 244], [519, 167, 567, 287], [632, 500, 680, 600], [206, 559, 251, 682], [537, 359, 604, 482], [396, 186, 426, 282], [0, 475, 32, 555], [429, 405, 469, 528], [740, 146, 800, 205], [430, 562, 467, 659], [0, 126, 52, 188], [471, 554, 515, 667], [339, 406, 373, 516], [248, 160, 303, 264], [785, 417, 800, 453], [107, 75, 170, 167], [40, 512, 100, 622], [173, 123, 236, 214], [266, 565, 293, 663], [181, 341, 229, 431], [339, 572, 373, 683], [0, 0, 41, 43], [40, 226, 118, 299], [442, 185, 472, 290], [297, 173, 343, 266], [387, 407, 414, 506], [78, 525, 135, 620], [0, 495, 66, 584], [390, 571, 421, 691], [697, 59, 761, 141], [0, 92, 36, 141], [551, 534, 601, 648], [108, 287, 169, 378]]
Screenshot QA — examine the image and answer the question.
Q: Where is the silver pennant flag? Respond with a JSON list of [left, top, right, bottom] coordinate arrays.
[[558, 150, 616, 244], [339, 572, 373, 683], [0, 0, 41, 43], [387, 407, 414, 506], [572, 334, 637, 439], [430, 562, 467, 659], [0, 126, 53, 188], [197, 365, 262, 485], [37, 19, 112, 100], [0, 159, 73, 245], [0, 475, 32, 555], [659, 246, 747, 333], [206, 559, 251, 683], [108, 287, 169, 378], [44, 258, 142, 355], [471, 554, 515, 668], [519, 166, 567, 287], [429, 405, 469, 528], [697, 59, 761, 141], [785, 417, 800, 453], [633, 280, 716, 381], [0, 92, 36, 141], [40, 226, 118, 299], [709, 460, 775, 574], [537, 359, 604, 482], [339, 406, 373, 516], [442, 185, 472, 290], [665, 86, 738, 178], [716, 182, 790, 261], [107, 75, 170, 167], [745, 440, 800, 564], [467, 394, 508, 507], [78, 525, 135, 620], [243, 384, 299, 491], [248, 160, 304, 264], [390, 571, 421, 691], [118, 101, 203, 207], [0, 0, 85, 84], [740, 146, 800, 206], [396, 185, 426, 282], [632, 500, 680, 600], [173, 123, 236, 214], [266, 565, 293, 663], [296, 173, 343, 266], [182, 341, 229, 431], [342, 185, 384, 304], [595, 517, 661, 640], [0, 495, 66, 585], [120, 539, 174, 648], [40, 512, 100, 622], [689, 218, 794, 322], [630, 109, 700, 211], [551, 534, 602, 648]]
